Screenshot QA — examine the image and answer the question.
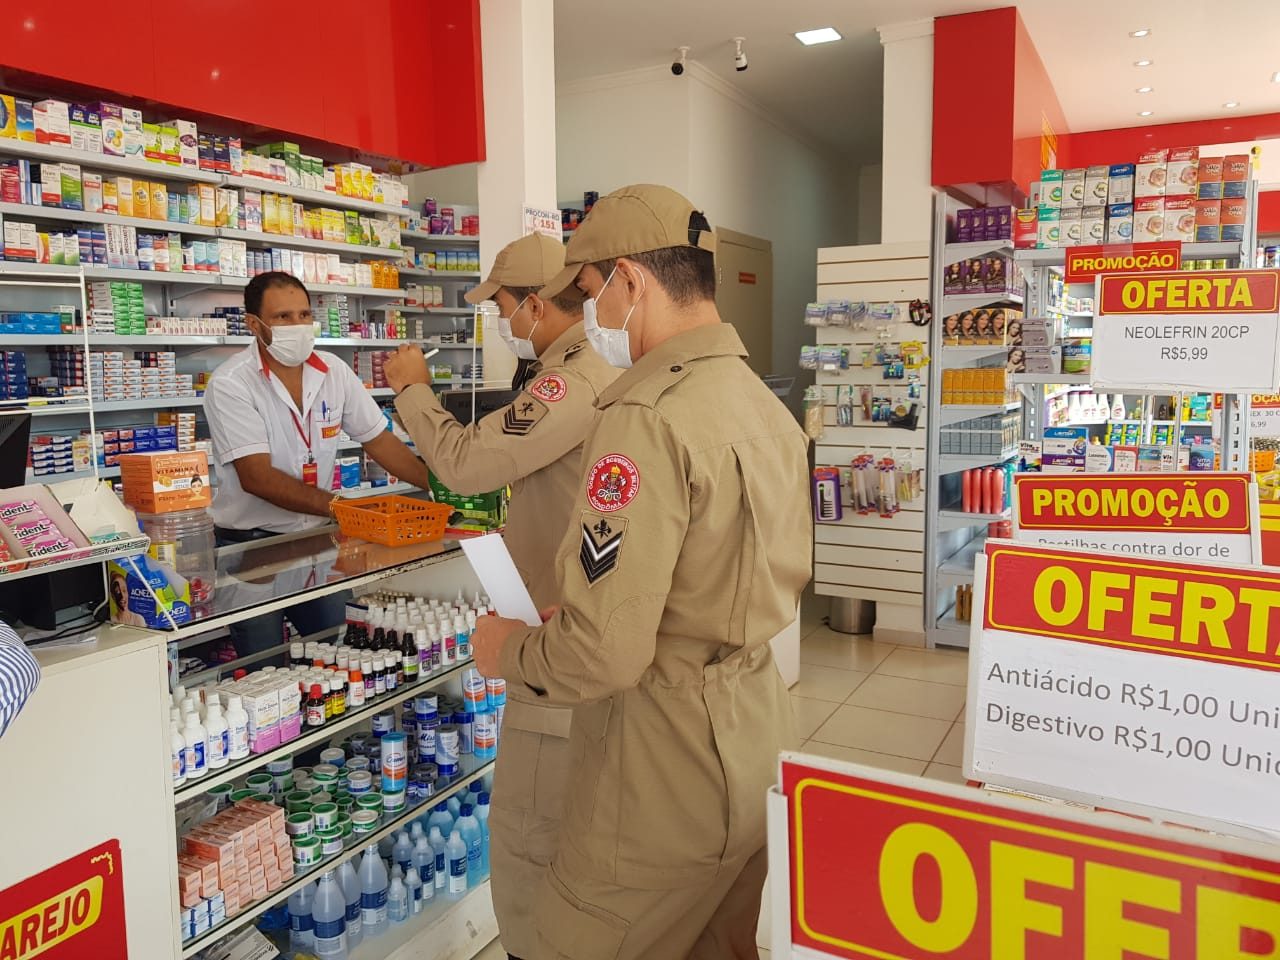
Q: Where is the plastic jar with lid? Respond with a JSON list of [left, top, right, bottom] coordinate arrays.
[[135, 508, 216, 605]]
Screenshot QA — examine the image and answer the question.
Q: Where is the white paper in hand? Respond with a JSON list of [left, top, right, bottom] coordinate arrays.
[[460, 534, 542, 627]]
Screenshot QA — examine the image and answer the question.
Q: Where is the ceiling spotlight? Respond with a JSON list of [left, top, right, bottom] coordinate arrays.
[[1130, 28, 1151, 37], [795, 27, 842, 45], [1138, 110, 1154, 117], [1136, 86, 1153, 94], [1224, 101, 1240, 108], [733, 37, 748, 72], [1134, 59, 1153, 67]]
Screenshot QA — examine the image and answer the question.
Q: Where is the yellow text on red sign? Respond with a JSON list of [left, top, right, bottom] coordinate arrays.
[[1099, 269, 1280, 315], [1015, 474, 1252, 532], [786, 763, 1280, 959], [0, 877, 102, 960]]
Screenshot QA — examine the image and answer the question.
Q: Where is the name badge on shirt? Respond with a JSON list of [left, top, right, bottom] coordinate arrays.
[[321, 423, 341, 439]]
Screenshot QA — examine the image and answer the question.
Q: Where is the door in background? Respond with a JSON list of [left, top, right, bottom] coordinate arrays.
[[715, 229, 774, 376]]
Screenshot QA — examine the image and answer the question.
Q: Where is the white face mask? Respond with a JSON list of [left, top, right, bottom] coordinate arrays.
[[259, 322, 315, 367], [506, 296, 539, 361], [583, 266, 643, 369]]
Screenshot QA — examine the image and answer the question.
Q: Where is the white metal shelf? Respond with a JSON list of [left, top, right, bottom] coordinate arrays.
[[937, 448, 1018, 474], [0, 137, 221, 183], [26, 465, 122, 483], [941, 291, 1023, 312], [1012, 372, 1092, 386], [0, 201, 218, 236], [1013, 240, 1244, 267], [938, 507, 1010, 531], [94, 396, 204, 412], [932, 608, 972, 649], [220, 172, 409, 217], [0, 262, 80, 278], [0, 535, 149, 582], [939, 402, 1020, 427], [425, 307, 475, 316], [402, 230, 481, 244], [218, 227, 403, 259], [938, 535, 986, 585], [942, 239, 1012, 267], [399, 267, 480, 280], [940, 344, 1009, 362], [83, 266, 216, 285]]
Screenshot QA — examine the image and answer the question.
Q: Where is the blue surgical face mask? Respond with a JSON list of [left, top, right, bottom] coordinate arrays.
[[583, 266, 643, 369]]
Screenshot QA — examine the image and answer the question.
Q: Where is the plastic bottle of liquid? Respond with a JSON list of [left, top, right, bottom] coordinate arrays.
[[456, 804, 483, 886], [378, 830, 397, 861], [446, 795, 462, 821], [312, 870, 348, 959], [427, 802, 453, 839], [475, 792, 491, 874], [410, 822, 425, 844], [337, 859, 363, 948], [288, 881, 316, 952], [183, 712, 208, 780], [171, 721, 186, 786], [393, 830, 414, 875], [358, 844, 389, 940], [204, 702, 229, 769], [446, 829, 468, 897], [413, 836, 435, 901], [454, 616, 471, 659], [225, 695, 250, 760], [387, 874, 408, 925], [404, 864, 424, 915], [429, 826, 448, 892]]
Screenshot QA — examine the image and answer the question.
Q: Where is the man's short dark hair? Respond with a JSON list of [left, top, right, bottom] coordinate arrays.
[[245, 271, 308, 316], [593, 211, 716, 306], [504, 285, 583, 315]]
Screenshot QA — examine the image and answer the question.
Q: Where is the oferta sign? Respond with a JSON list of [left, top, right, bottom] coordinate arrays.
[[1063, 240, 1181, 284], [967, 540, 1280, 837], [1092, 269, 1280, 392], [1012, 472, 1259, 563]]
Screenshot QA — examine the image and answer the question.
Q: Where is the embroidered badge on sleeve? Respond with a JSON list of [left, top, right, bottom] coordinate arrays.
[[501, 395, 549, 436], [529, 374, 567, 403], [580, 514, 627, 585], [586, 454, 640, 513]]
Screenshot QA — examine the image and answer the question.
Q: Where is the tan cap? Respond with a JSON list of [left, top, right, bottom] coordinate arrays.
[[464, 232, 567, 304], [539, 184, 715, 299]]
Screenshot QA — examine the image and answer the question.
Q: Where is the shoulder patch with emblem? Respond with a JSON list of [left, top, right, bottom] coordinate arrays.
[[502, 394, 549, 436], [529, 374, 567, 403], [586, 454, 640, 513], [580, 513, 627, 586]]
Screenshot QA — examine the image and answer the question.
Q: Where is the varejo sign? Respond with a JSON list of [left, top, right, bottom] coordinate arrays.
[[1091, 268, 1280, 392], [1013, 472, 1259, 563], [780, 757, 1280, 960]]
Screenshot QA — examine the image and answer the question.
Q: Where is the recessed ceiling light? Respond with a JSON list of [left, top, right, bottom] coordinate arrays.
[[1224, 101, 1240, 108], [1130, 28, 1151, 37], [1273, 71, 1280, 83], [1134, 59, 1153, 67], [1138, 110, 1153, 117], [1136, 86, 1154, 94], [795, 27, 842, 45]]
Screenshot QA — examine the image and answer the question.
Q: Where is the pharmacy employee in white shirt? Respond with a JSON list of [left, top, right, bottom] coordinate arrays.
[[204, 271, 432, 654]]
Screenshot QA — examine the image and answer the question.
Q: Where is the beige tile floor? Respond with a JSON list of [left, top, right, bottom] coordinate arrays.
[[477, 616, 969, 960]]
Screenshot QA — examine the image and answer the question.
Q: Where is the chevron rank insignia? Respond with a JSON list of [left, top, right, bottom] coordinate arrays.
[[580, 513, 627, 586], [501, 395, 548, 436]]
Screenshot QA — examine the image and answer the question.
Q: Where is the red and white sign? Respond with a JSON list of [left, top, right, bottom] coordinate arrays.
[[968, 540, 1280, 837], [1250, 393, 1280, 438], [0, 840, 127, 960], [776, 755, 1280, 959], [522, 204, 563, 241], [1092, 269, 1280, 392], [586, 454, 639, 513], [1012, 472, 1259, 563], [1063, 240, 1181, 284]]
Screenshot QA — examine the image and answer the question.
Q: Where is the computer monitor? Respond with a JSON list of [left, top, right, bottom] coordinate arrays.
[[439, 388, 521, 426], [0, 412, 31, 489]]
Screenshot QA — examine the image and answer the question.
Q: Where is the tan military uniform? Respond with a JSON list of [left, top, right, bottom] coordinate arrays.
[[499, 323, 813, 960], [395, 321, 617, 957]]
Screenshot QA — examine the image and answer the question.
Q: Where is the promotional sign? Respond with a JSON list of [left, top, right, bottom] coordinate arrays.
[[0, 840, 126, 959], [779, 755, 1280, 959], [1092, 269, 1280, 392], [521, 205, 563, 241], [1250, 393, 1280, 438], [1261, 501, 1280, 567], [1063, 240, 1180, 284], [1012, 472, 1260, 563], [968, 540, 1280, 838]]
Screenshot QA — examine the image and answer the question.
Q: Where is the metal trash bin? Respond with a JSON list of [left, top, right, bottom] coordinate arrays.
[[829, 598, 874, 635]]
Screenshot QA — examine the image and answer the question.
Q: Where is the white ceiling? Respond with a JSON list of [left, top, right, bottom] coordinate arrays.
[[553, 0, 1280, 162]]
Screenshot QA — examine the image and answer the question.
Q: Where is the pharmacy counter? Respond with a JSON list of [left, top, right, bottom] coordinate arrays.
[[0, 527, 497, 960]]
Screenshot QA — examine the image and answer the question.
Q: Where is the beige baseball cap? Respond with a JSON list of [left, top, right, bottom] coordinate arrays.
[[539, 184, 716, 300], [464, 232, 567, 305]]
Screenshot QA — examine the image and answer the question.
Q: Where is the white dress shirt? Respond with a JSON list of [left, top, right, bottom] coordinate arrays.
[[204, 343, 387, 533]]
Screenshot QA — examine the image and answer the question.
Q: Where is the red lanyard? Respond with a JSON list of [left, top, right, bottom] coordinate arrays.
[[289, 409, 313, 458]]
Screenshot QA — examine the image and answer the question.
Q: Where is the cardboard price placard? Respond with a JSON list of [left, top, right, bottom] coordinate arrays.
[[1063, 240, 1180, 284], [1012, 472, 1259, 564], [1092, 269, 1280, 392], [1250, 393, 1280, 438], [968, 540, 1280, 838], [522, 205, 563, 241], [781, 756, 1280, 959], [0, 840, 126, 960]]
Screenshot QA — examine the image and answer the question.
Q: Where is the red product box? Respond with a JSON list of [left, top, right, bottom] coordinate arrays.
[[1013, 208, 1038, 248], [1194, 199, 1221, 241]]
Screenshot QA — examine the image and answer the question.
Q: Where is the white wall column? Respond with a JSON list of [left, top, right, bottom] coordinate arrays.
[[476, 0, 558, 384], [877, 19, 935, 244]]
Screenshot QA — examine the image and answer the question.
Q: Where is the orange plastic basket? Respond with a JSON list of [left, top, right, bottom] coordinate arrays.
[[331, 495, 454, 546]]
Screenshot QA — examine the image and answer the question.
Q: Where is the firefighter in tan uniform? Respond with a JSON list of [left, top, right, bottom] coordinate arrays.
[[384, 232, 618, 960], [472, 185, 812, 960]]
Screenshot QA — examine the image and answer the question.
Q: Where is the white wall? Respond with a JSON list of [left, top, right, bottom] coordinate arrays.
[[858, 163, 883, 243], [403, 164, 480, 209], [556, 63, 861, 414]]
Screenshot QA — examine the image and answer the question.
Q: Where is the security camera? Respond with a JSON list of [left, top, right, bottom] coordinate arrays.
[[733, 37, 748, 72], [672, 46, 689, 76]]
